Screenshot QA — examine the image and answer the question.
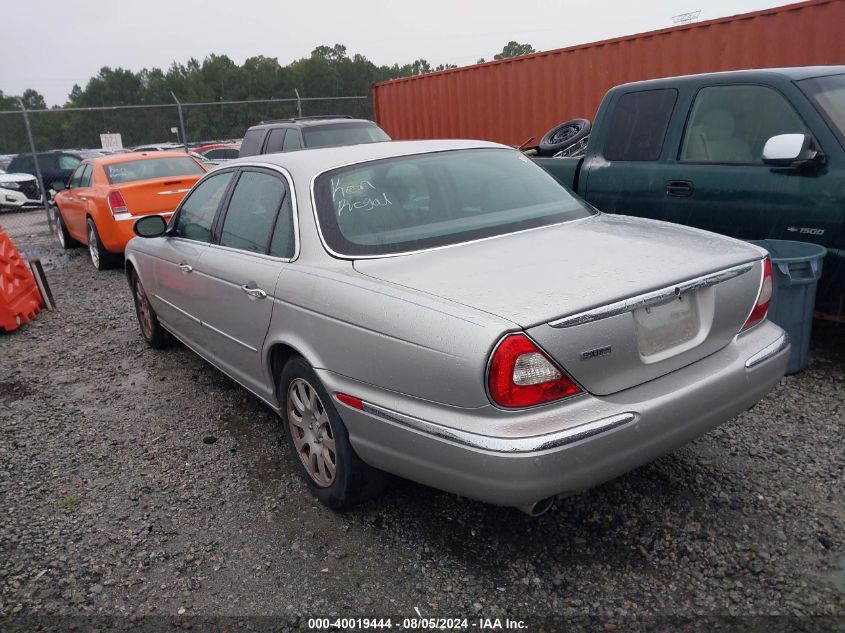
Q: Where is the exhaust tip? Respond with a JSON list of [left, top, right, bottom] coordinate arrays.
[[519, 496, 555, 517]]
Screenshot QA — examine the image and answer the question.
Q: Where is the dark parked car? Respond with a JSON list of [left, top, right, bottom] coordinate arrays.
[[7, 150, 103, 191], [534, 66, 845, 319], [238, 116, 390, 158]]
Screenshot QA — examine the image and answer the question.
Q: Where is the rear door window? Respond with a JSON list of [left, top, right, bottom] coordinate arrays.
[[239, 129, 266, 157], [218, 170, 287, 254], [68, 165, 86, 189], [263, 128, 286, 154], [174, 171, 233, 243], [79, 164, 93, 187], [680, 85, 809, 163], [603, 89, 678, 161]]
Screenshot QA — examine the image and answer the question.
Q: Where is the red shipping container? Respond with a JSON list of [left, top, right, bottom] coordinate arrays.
[[373, 0, 845, 146]]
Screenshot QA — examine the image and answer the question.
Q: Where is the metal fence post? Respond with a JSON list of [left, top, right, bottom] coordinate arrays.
[[18, 100, 53, 232], [171, 92, 188, 152], [294, 89, 303, 118]]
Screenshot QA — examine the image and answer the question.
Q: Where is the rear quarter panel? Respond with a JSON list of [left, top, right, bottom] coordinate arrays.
[[263, 260, 514, 409]]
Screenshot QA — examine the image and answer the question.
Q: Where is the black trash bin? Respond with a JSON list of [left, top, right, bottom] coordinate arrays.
[[747, 239, 826, 374]]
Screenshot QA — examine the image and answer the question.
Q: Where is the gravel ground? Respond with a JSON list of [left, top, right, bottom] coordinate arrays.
[[1, 213, 843, 631]]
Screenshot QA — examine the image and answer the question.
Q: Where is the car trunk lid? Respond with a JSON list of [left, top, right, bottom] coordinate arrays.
[[116, 175, 202, 216], [354, 213, 766, 395]]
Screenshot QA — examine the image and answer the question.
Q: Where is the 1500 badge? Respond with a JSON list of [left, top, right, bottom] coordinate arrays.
[[786, 226, 825, 236]]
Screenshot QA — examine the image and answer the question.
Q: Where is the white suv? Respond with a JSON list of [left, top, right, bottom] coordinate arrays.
[[0, 171, 42, 212]]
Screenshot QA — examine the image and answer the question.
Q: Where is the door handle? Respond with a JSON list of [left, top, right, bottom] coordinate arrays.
[[241, 284, 267, 299], [178, 263, 193, 273], [666, 180, 694, 197]]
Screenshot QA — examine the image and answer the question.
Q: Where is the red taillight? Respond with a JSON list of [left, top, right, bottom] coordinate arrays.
[[335, 393, 363, 410], [742, 257, 774, 331], [107, 190, 128, 215], [488, 333, 581, 408]]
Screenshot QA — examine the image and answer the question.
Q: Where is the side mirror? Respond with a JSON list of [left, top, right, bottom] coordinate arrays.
[[762, 133, 825, 169], [51, 181, 66, 191], [133, 215, 168, 238]]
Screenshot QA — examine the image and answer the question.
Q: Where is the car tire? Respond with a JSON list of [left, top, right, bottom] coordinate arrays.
[[538, 118, 592, 156], [86, 218, 119, 270], [280, 357, 390, 509], [55, 209, 79, 249], [131, 271, 170, 349]]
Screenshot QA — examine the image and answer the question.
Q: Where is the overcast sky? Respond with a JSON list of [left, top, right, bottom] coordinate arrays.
[[3, 0, 795, 106]]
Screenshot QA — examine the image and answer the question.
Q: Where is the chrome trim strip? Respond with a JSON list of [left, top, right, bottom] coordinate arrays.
[[202, 321, 258, 352], [548, 261, 756, 329], [745, 332, 789, 369], [152, 293, 257, 352], [115, 211, 172, 222], [151, 293, 200, 324], [353, 400, 636, 453], [157, 188, 192, 195]]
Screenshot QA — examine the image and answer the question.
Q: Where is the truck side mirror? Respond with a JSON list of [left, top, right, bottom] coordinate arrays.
[[762, 133, 825, 169]]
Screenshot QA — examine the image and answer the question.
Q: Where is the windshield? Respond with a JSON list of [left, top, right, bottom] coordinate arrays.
[[799, 73, 845, 143], [302, 123, 390, 149], [313, 148, 594, 257], [105, 156, 205, 184]]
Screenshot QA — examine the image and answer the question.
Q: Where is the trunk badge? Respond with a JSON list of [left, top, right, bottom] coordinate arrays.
[[581, 346, 611, 361]]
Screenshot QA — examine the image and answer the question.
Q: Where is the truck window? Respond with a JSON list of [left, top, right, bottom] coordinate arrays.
[[798, 73, 845, 148], [603, 89, 677, 161], [239, 129, 266, 157], [263, 128, 286, 154], [282, 129, 302, 151], [681, 85, 808, 164]]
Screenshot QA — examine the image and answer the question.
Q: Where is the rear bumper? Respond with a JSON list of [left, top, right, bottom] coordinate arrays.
[[98, 212, 173, 253], [320, 320, 789, 507]]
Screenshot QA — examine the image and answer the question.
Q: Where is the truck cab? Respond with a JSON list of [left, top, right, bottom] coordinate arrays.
[[537, 67, 845, 317]]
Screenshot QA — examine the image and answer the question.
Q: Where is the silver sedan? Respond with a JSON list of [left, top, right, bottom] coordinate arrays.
[[125, 140, 789, 515]]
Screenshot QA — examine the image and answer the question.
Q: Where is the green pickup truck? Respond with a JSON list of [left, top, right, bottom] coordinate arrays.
[[536, 66, 845, 318]]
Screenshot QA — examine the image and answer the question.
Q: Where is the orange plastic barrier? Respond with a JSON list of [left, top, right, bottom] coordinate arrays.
[[0, 227, 43, 331]]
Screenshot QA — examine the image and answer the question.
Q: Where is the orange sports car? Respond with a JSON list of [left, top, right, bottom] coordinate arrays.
[[53, 152, 207, 270]]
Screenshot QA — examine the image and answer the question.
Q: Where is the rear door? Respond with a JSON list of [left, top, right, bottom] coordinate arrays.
[[149, 170, 235, 347], [191, 167, 294, 400], [60, 164, 89, 238], [579, 88, 679, 220]]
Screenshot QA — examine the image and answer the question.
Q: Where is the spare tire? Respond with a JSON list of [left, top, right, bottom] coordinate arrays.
[[538, 118, 592, 156]]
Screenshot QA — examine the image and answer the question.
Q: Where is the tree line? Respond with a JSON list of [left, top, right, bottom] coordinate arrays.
[[0, 41, 535, 154]]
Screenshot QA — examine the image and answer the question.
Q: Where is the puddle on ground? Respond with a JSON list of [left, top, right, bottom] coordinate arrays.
[[0, 380, 34, 404], [220, 413, 293, 490], [825, 554, 845, 594]]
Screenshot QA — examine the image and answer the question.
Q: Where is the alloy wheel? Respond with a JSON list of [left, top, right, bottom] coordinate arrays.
[[134, 278, 153, 339], [88, 225, 100, 268], [286, 378, 336, 487]]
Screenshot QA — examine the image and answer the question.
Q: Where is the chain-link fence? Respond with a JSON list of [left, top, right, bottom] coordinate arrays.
[[0, 95, 372, 254]]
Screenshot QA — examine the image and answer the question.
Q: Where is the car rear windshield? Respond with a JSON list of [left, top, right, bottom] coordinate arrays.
[[105, 156, 205, 184], [302, 123, 390, 149], [313, 148, 595, 257], [799, 73, 845, 145]]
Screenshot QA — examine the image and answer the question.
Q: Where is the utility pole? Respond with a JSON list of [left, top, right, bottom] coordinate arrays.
[[171, 92, 188, 152], [18, 99, 53, 231]]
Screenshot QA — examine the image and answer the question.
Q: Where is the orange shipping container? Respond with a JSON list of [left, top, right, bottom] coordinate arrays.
[[373, 0, 845, 146]]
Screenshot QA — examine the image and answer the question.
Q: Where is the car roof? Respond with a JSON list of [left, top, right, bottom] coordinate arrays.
[[222, 139, 509, 178], [83, 151, 199, 166], [615, 65, 845, 90], [249, 117, 375, 130]]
